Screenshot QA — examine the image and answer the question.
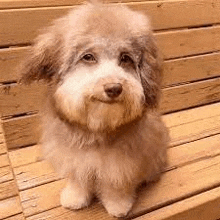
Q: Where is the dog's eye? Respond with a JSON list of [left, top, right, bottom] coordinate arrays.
[[120, 54, 134, 64], [82, 54, 96, 63]]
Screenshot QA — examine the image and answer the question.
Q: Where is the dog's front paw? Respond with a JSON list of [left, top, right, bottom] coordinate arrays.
[[102, 197, 134, 217], [60, 183, 91, 210]]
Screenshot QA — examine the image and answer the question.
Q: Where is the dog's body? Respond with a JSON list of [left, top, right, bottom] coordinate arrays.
[[20, 3, 169, 217]]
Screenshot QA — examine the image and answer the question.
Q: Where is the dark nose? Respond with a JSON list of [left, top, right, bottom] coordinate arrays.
[[104, 83, 123, 98]]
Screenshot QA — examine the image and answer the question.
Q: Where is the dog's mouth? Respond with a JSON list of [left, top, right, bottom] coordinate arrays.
[[90, 96, 121, 104]]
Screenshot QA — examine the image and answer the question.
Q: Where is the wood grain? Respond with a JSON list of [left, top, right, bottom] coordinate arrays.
[[136, 186, 220, 220], [0, 180, 18, 201], [0, 154, 9, 167], [3, 102, 220, 150], [18, 153, 220, 218], [0, 47, 28, 83], [161, 77, 220, 113], [1, 76, 220, 119], [3, 114, 40, 149], [0, 196, 22, 219], [0, 1, 220, 47], [20, 179, 66, 217], [0, 166, 13, 184], [27, 203, 114, 220], [0, 82, 47, 118], [163, 52, 220, 86], [1, 46, 220, 86], [156, 26, 220, 59], [9, 144, 42, 168], [14, 160, 59, 190]]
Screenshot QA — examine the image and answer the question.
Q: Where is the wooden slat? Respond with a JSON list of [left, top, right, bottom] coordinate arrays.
[[14, 160, 59, 190], [27, 204, 114, 220], [0, 166, 13, 184], [130, 0, 220, 30], [3, 114, 40, 149], [129, 154, 220, 217], [20, 179, 66, 217], [168, 134, 220, 169], [0, 141, 7, 154], [3, 102, 220, 150], [1, 77, 220, 118], [9, 144, 42, 167], [156, 26, 220, 59], [0, 180, 18, 201], [0, 196, 22, 219], [1, 47, 220, 86], [0, 82, 46, 118], [0, 47, 28, 83], [0, 0, 82, 9], [163, 52, 220, 86], [12, 134, 220, 194], [136, 186, 220, 220], [4, 214, 25, 220], [0, 153, 9, 167], [18, 153, 220, 218], [161, 77, 220, 113], [0, 1, 220, 47]]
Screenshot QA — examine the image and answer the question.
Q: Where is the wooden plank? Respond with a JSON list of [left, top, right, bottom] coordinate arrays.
[[163, 102, 220, 128], [130, 0, 220, 31], [0, 180, 18, 201], [1, 77, 220, 118], [129, 154, 220, 217], [1, 47, 220, 86], [168, 134, 220, 169], [0, 82, 46, 118], [0, 0, 82, 9], [156, 26, 220, 59], [4, 214, 25, 220], [161, 77, 220, 113], [168, 114, 220, 147], [163, 52, 220, 86], [9, 144, 42, 167], [12, 134, 220, 193], [19, 154, 220, 218], [14, 160, 59, 190], [0, 47, 28, 83], [27, 204, 114, 220], [0, 166, 13, 184], [0, 1, 220, 47], [3, 114, 40, 149], [0, 141, 7, 154], [3, 102, 220, 150], [136, 186, 220, 220], [0, 196, 22, 219], [0, 154, 9, 167], [20, 179, 66, 217]]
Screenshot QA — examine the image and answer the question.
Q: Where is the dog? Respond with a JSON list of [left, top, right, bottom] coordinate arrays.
[[20, 2, 169, 217]]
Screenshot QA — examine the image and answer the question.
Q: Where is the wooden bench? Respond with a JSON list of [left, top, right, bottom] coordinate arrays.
[[1, 0, 220, 219]]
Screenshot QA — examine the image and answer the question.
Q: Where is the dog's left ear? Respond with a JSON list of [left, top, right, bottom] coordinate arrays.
[[19, 30, 63, 84], [138, 35, 162, 108]]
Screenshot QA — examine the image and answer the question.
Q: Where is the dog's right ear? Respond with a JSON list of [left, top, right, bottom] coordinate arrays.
[[19, 31, 62, 84]]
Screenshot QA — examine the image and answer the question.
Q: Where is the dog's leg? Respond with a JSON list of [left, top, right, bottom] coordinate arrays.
[[60, 178, 93, 210], [100, 184, 136, 217]]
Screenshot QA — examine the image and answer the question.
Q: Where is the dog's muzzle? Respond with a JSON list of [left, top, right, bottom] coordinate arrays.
[[104, 83, 123, 98]]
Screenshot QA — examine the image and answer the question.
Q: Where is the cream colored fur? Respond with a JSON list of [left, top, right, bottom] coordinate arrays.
[[20, 2, 169, 217]]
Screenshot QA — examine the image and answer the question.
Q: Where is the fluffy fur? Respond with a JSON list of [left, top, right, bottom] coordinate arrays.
[[20, 2, 169, 217]]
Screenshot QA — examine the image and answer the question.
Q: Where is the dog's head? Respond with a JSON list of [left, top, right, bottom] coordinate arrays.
[[20, 3, 162, 132]]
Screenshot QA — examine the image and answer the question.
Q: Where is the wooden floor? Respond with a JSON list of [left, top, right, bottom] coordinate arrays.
[[1, 102, 220, 220]]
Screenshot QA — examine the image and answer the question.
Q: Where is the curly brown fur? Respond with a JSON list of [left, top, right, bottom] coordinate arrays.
[[20, 2, 169, 217]]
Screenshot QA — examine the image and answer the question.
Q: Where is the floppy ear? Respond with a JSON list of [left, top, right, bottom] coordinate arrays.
[[138, 34, 162, 108], [19, 30, 63, 84]]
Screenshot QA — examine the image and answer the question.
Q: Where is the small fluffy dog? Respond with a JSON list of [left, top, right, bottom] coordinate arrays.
[[20, 2, 169, 217]]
